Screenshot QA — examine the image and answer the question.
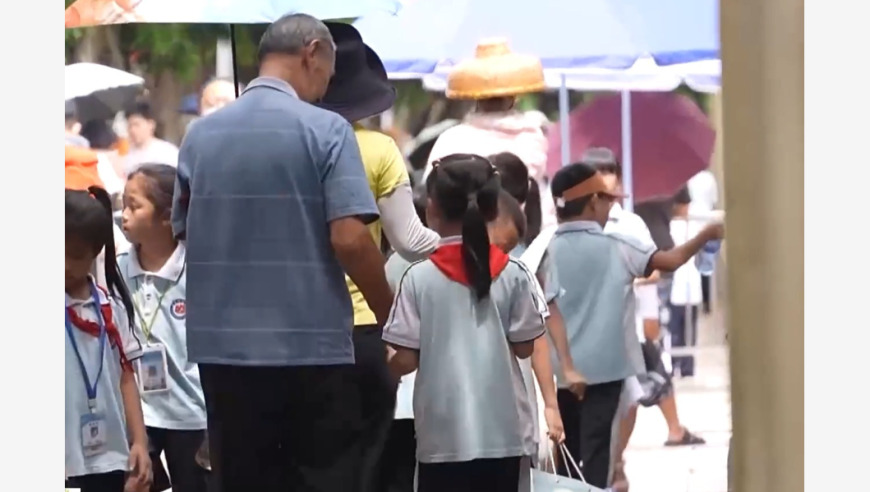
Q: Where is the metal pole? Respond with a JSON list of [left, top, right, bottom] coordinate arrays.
[[620, 90, 634, 212], [559, 74, 570, 167]]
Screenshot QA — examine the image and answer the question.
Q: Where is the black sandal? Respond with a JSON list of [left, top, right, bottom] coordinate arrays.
[[664, 428, 707, 446]]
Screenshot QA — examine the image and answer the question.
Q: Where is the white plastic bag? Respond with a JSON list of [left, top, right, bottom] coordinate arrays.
[[532, 444, 606, 492]]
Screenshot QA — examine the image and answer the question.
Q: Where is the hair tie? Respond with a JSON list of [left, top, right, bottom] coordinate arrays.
[[467, 192, 478, 208]]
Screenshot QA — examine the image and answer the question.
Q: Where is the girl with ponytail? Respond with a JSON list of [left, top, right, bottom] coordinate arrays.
[[382, 154, 550, 492], [65, 186, 152, 491]]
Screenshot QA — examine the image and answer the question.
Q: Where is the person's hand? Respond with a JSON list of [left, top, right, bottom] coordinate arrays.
[[543, 405, 565, 444], [634, 269, 660, 286], [702, 222, 724, 241], [125, 443, 152, 492], [563, 368, 588, 400]]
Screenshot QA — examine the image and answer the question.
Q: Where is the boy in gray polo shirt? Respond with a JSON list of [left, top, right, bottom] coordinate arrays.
[[544, 163, 723, 489]]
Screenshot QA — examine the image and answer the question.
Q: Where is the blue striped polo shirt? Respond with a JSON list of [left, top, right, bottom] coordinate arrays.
[[171, 77, 379, 366]]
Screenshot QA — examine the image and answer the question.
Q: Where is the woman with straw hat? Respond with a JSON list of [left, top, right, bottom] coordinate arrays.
[[316, 22, 440, 492], [423, 38, 558, 229]]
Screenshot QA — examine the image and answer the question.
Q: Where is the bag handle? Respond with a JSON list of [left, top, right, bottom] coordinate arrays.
[[558, 443, 587, 483]]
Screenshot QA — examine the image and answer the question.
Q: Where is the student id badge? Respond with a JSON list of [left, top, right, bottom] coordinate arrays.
[[136, 344, 169, 394], [80, 412, 107, 457]]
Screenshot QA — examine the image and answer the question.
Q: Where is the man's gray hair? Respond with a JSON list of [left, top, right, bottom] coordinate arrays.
[[258, 13, 334, 62]]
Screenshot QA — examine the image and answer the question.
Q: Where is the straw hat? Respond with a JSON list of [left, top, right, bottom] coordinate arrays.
[[446, 38, 545, 100]]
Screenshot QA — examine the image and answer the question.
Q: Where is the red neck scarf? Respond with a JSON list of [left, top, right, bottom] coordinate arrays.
[[66, 291, 132, 372], [429, 243, 510, 287]]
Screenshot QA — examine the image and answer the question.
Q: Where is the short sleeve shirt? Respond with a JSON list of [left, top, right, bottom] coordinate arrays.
[[383, 238, 547, 463], [171, 77, 379, 366], [118, 244, 206, 430], [546, 221, 656, 385], [347, 127, 410, 326], [65, 282, 143, 478], [384, 253, 418, 420]]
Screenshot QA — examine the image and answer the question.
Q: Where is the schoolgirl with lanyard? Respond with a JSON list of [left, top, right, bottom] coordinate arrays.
[[117, 164, 209, 492], [65, 186, 151, 492]]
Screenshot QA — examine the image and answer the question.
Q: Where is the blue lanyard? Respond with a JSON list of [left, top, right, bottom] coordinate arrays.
[[65, 282, 107, 411]]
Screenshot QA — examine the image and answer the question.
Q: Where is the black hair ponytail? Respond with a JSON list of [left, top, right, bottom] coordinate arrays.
[[78, 186, 136, 329], [524, 178, 542, 245], [462, 193, 492, 299], [427, 154, 500, 300]]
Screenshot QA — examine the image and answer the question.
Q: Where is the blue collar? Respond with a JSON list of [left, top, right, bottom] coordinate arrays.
[[555, 220, 603, 234], [242, 77, 299, 99]]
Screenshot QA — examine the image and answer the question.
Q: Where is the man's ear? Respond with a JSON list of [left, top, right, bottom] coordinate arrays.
[[71, 122, 82, 135]]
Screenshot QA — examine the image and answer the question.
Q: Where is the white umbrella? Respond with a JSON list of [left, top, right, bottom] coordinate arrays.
[[65, 63, 145, 121]]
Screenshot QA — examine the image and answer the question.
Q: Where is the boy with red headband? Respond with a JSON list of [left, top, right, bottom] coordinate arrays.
[[543, 163, 723, 490]]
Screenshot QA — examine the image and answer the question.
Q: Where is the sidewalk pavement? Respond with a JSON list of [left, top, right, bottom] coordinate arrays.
[[623, 308, 732, 492]]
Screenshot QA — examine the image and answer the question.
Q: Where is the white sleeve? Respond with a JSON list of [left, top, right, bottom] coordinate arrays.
[[111, 298, 143, 361], [382, 269, 421, 350], [378, 182, 440, 261], [96, 154, 124, 196], [629, 213, 656, 248]]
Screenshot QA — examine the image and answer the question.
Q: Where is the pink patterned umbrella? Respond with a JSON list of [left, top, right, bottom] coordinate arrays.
[[546, 92, 716, 202]]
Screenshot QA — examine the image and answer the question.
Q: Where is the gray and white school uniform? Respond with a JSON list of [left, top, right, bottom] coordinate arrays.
[[546, 221, 656, 387], [118, 244, 207, 430], [513, 249, 559, 466], [66, 284, 144, 478], [383, 237, 548, 464], [384, 252, 417, 420]]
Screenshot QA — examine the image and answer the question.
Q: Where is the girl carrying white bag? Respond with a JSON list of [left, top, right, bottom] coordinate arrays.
[[519, 227, 560, 470]]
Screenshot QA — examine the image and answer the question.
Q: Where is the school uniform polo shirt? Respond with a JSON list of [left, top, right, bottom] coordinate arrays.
[[384, 253, 417, 420], [171, 77, 379, 366], [383, 237, 548, 463], [65, 283, 144, 478], [547, 220, 656, 386], [118, 244, 207, 430]]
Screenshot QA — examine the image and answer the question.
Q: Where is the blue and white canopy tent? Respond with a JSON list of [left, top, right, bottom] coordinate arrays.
[[354, 0, 720, 211]]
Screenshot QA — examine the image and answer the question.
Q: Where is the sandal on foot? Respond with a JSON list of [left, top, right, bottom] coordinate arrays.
[[665, 428, 707, 446]]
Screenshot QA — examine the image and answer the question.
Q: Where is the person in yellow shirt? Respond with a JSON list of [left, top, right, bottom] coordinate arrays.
[[317, 23, 440, 492]]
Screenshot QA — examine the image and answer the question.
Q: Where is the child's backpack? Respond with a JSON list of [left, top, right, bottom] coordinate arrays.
[[65, 145, 105, 191]]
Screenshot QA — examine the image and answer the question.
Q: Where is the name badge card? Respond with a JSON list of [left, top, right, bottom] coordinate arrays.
[[136, 344, 169, 394], [80, 411, 107, 457]]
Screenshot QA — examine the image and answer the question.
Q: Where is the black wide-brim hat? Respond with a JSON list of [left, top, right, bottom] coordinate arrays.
[[317, 22, 396, 123]]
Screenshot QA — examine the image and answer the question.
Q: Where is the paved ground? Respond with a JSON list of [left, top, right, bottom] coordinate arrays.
[[623, 308, 732, 492]]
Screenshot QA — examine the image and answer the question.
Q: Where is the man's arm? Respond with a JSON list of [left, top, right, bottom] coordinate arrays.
[[649, 223, 723, 273], [323, 122, 393, 325], [331, 219, 393, 324]]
